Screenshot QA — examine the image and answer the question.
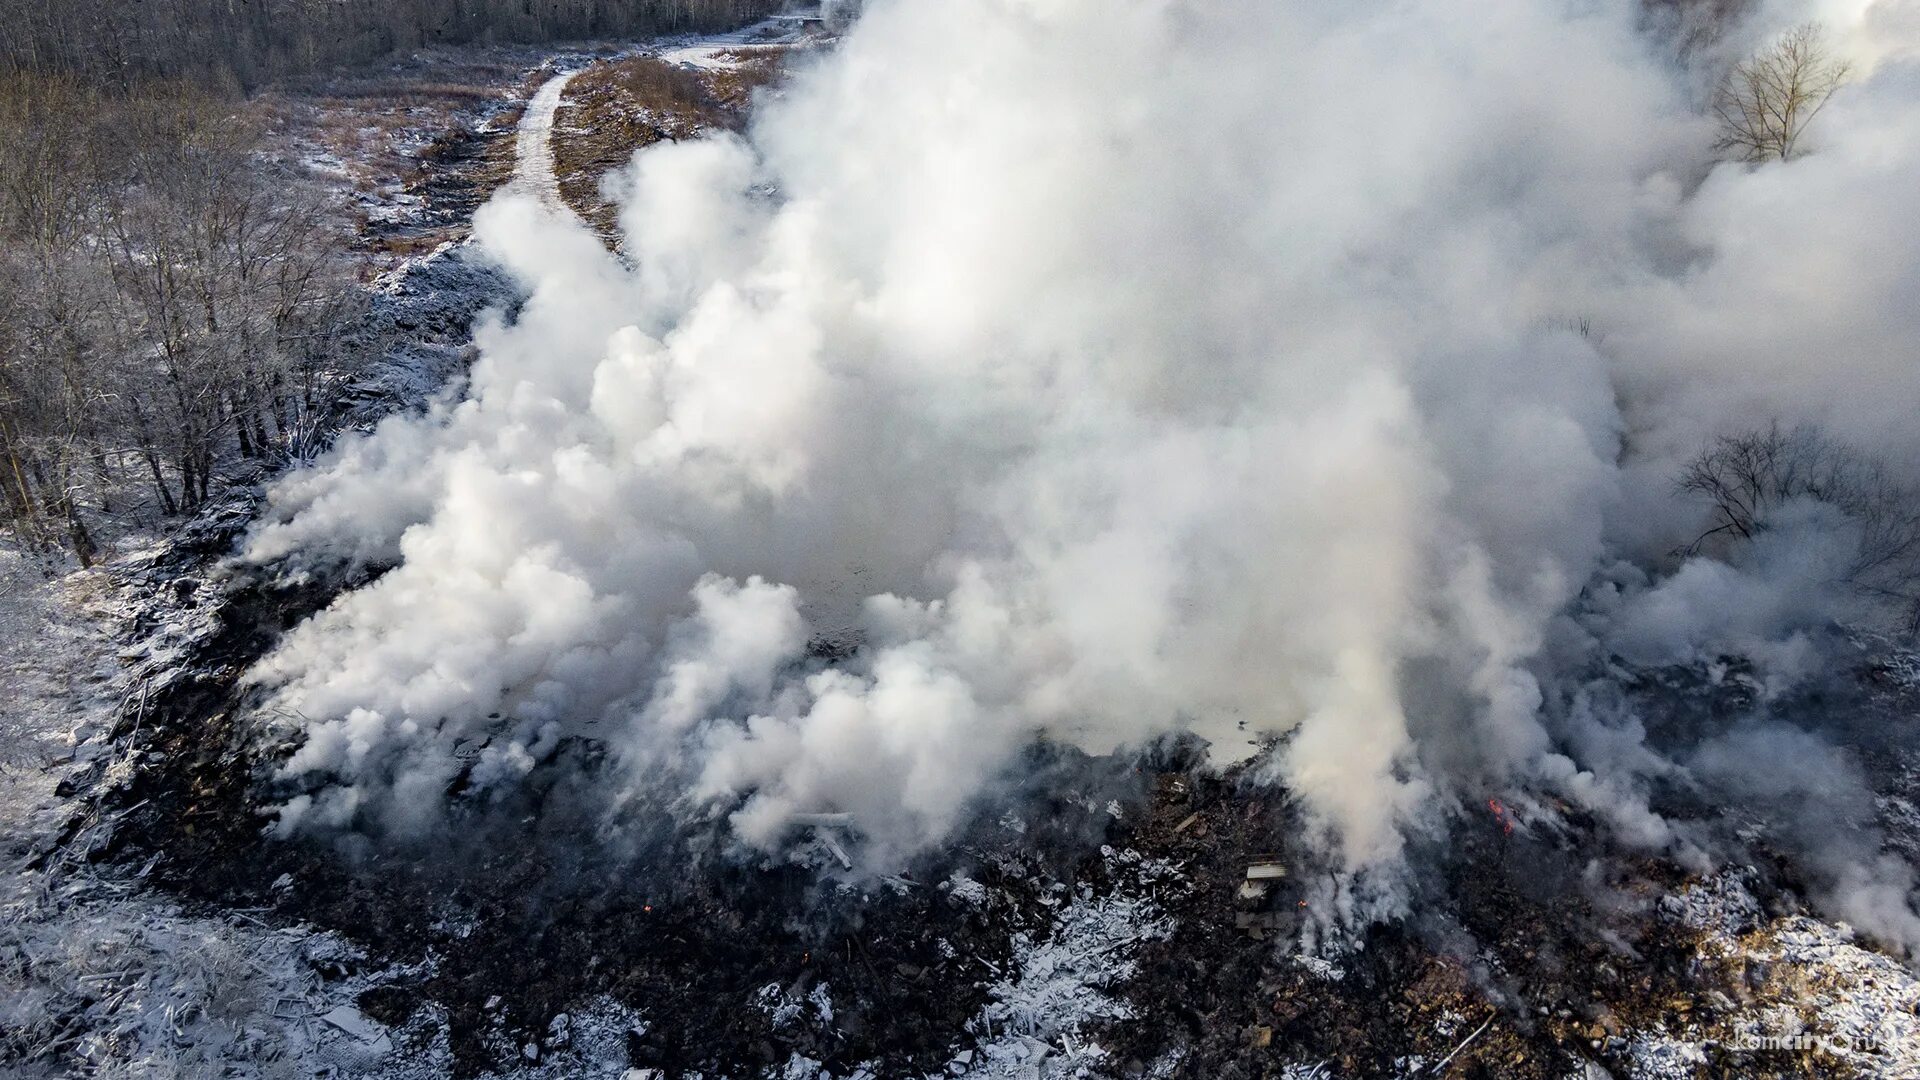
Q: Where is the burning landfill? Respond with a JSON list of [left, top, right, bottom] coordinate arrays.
[[9, 0, 1920, 1076]]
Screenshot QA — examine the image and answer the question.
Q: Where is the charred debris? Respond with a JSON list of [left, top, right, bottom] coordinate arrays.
[[33, 501, 1916, 1079]]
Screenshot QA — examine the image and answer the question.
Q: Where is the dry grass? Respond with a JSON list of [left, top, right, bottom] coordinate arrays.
[[366, 231, 455, 259], [551, 53, 787, 240], [599, 58, 726, 129], [706, 50, 788, 112], [254, 54, 539, 259], [255, 43, 787, 255]]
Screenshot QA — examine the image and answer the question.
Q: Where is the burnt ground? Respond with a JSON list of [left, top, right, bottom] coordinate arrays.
[[42, 514, 1918, 1080]]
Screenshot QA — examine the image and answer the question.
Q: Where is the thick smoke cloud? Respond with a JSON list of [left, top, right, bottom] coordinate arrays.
[[245, 0, 1920, 923]]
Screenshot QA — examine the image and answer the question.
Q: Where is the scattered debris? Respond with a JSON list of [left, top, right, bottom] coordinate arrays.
[[1425, 1015, 1493, 1076], [817, 827, 855, 870], [791, 812, 856, 829], [320, 1004, 393, 1048]]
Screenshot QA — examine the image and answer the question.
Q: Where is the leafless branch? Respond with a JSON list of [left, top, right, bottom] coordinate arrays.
[[1712, 22, 1851, 162]]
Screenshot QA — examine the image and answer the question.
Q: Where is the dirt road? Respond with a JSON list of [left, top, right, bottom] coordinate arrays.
[[509, 70, 578, 211]]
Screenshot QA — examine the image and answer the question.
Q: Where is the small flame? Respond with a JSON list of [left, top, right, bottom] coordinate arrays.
[[1487, 798, 1514, 835]]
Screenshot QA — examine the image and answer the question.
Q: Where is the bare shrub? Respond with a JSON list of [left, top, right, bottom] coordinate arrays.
[[609, 56, 722, 119], [1713, 22, 1851, 162], [1680, 424, 1920, 629]]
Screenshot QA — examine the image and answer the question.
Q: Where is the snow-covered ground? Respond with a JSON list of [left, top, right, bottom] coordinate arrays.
[[0, 548, 353, 1073], [953, 848, 1185, 1080], [0, 550, 124, 868], [1628, 872, 1920, 1079], [3, 861, 416, 1076]]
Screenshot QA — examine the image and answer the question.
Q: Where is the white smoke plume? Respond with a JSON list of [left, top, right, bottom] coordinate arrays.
[[245, 0, 1920, 919]]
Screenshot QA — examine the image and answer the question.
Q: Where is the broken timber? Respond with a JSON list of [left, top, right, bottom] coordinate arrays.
[[790, 811, 856, 869]]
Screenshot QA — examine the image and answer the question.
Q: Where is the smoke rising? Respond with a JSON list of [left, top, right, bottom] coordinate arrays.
[[244, 0, 1920, 930]]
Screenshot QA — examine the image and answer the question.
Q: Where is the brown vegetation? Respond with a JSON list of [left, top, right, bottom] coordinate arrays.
[[255, 49, 567, 257], [553, 54, 786, 238]]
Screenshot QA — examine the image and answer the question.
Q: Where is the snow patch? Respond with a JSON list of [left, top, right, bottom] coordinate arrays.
[[953, 848, 1185, 1079]]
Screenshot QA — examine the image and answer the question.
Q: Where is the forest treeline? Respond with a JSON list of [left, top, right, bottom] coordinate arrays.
[[0, 0, 779, 92]]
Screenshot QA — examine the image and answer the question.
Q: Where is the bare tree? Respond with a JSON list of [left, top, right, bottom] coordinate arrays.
[[0, 74, 367, 560], [1680, 424, 1920, 630], [1713, 22, 1851, 162]]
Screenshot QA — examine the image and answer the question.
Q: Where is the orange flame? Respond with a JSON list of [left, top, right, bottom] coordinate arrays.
[[1487, 798, 1514, 835]]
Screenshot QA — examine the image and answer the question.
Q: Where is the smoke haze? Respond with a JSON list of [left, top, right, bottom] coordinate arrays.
[[243, 0, 1920, 934]]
